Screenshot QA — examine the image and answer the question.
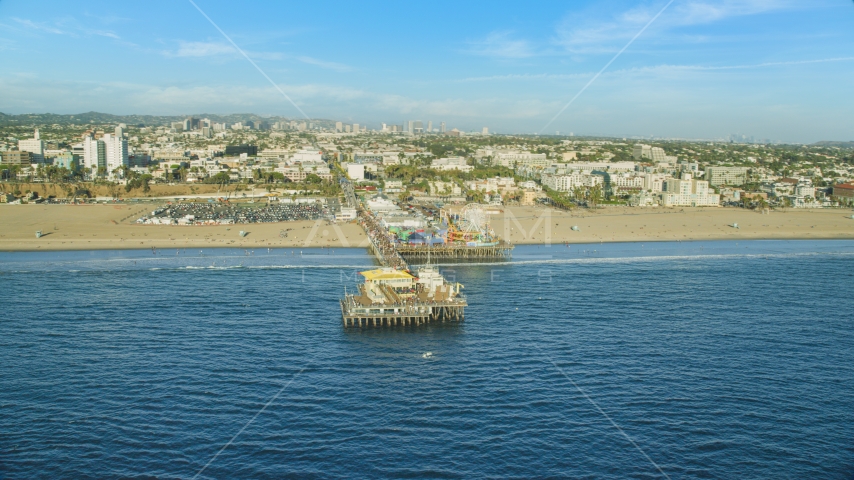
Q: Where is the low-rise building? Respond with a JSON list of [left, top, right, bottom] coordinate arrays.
[[431, 156, 472, 172], [832, 183, 854, 204], [0, 150, 33, 166]]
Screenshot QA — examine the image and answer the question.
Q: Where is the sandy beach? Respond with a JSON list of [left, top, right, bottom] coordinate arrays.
[[0, 204, 369, 251], [1, 204, 852, 252], [492, 206, 854, 245]]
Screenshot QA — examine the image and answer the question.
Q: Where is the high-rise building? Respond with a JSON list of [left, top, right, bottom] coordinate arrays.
[[18, 129, 45, 163], [482, 127, 489, 135], [427, 121, 432, 133], [353, 124, 360, 134], [101, 133, 128, 175], [82, 136, 106, 172], [336, 121, 343, 132], [440, 122, 446, 134], [407, 120, 414, 133], [413, 121, 423, 134]]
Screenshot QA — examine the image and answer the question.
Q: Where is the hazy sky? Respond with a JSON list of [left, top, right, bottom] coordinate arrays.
[[1, 0, 853, 142]]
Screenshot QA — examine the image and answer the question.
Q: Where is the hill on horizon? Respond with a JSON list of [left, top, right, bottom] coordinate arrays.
[[812, 141, 854, 149], [0, 111, 330, 127]]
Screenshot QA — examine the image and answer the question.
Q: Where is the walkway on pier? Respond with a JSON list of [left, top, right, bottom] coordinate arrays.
[[358, 210, 408, 270]]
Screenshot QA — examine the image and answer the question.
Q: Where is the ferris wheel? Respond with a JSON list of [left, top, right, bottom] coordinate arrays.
[[460, 204, 488, 234]]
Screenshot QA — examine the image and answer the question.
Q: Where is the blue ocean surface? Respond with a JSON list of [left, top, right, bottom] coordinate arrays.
[[1, 240, 853, 479]]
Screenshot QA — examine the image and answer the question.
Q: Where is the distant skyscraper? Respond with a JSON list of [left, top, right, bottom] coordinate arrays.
[[407, 120, 414, 133], [353, 123, 360, 133], [427, 121, 433, 133], [440, 122, 446, 134], [482, 127, 489, 135], [336, 121, 343, 132], [413, 121, 423, 134], [345, 125, 351, 133]]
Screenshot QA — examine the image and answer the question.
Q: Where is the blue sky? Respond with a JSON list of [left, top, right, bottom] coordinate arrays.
[[0, 0, 852, 142]]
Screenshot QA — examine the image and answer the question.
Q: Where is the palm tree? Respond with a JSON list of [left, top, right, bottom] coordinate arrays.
[[588, 185, 603, 207]]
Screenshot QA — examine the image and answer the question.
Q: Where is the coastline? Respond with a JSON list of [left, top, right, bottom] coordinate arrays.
[[1, 204, 852, 252]]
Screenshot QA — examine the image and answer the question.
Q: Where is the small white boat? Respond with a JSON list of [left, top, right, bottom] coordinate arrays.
[[35, 231, 43, 238], [422, 352, 433, 359]]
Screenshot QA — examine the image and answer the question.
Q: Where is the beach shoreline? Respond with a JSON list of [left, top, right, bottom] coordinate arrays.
[[1, 204, 852, 252]]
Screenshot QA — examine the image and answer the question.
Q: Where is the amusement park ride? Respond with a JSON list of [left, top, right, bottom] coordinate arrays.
[[443, 204, 500, 247]]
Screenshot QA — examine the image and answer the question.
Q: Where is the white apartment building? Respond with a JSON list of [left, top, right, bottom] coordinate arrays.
[[346, 163, 365, 181], [101, 133, 129, 175], [18, 129, 45, 163], [705, 166, 750, 186], [610, 174, 645, 192], [661, 174, 720, 206], [643, 173, 667, 193], [431, 156, 473, 172], [81, 136, 106, 172], [494, 152, 548, 168], [541, 173, 603, 192], [567, 162, 637, 173], [465, 177, 516, 192], [290, 149, 324, 163], [275, 161, 332, 182]]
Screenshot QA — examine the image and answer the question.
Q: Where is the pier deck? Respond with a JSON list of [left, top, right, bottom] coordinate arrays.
[[340, 296, 466, 328], [396, 242, 513, 261]]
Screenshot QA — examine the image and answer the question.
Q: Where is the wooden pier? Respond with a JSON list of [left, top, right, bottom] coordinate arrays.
[[396, 242, 514, 262], [340, 297, 465, 328]]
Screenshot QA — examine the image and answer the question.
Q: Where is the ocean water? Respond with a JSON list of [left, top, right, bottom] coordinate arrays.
[[1, 240, 853, 479]]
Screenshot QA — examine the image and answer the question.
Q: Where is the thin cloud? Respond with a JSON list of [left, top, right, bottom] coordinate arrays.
[[464, 31, 537, 59], [170, 41, 236, 57], [10, 17, 121, 40], [13, 18, 66, 35], [456, 56, 854, 83], [163, 41, 283, 60], [556, 0, 808, 53], [296, 56, 352, 72]]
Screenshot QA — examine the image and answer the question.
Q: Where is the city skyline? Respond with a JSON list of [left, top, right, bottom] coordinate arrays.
[[1, 0, 853, 142]]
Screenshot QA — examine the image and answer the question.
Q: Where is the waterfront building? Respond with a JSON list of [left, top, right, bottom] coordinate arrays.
[[832, 183, 854, 204], [706, 166, 750, 186], [541, 173, 603, 192], [661, 174, 720, 206]]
